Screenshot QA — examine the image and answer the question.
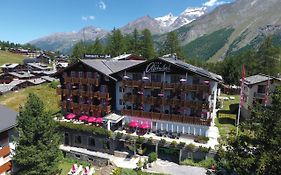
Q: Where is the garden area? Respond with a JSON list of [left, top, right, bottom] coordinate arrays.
[[215, 94, 239, 144]]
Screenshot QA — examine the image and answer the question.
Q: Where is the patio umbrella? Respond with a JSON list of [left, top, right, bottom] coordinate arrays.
[[123, 75, 130, 79], [95, 117, 103, 123], [79, 115, 88, 121], [142, 76, 149, 80], [83, 167, 89, 175], [140, 122, 150, 129], [66, 113, 76, 119], [71, 164, 77, 173], [129, 121, 139, 128], [87, 117, 96, 123], [180, 78, 187, 82]]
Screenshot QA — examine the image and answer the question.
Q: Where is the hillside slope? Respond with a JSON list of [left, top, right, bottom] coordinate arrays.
[[0, 50, 25, 65]]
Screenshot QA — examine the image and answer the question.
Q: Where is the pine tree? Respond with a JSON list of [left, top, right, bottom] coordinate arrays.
[[141, 29, 156, 59], [161, 31, 184, 58], [128, 28, 140, 55], [71, 41, 87, 62], [88, 38, 104, 54], [107, 28, 125, 57], [13, 93, 62, 175]]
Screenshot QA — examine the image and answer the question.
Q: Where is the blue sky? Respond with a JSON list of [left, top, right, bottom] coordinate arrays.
[[0, 0, 233, 44]]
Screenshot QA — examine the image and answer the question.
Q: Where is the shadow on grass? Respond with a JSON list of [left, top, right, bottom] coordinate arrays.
[[218, 117, 236, 125]]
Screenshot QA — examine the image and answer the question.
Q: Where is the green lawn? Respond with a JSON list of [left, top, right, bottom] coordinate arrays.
[[0, 50, 25, 65], [0, 83, 60, 113], [58, 158, 97, 175], [216, 94, 240, 144]]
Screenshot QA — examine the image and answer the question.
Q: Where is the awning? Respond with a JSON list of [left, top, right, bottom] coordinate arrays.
[[95, 117, 103, 123], [104, 113, 124, 123], [79, 115, 88, 121], [66, 113, 76, 119], [140, 122, 150, 129], [87, 117, 96, 123], [129, 121, 139, 128]]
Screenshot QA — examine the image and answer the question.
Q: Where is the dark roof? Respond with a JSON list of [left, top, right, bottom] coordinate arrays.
[[0, 105, 17, 133], [244, 74, 281, 85], [160, 57, 222, 82], [81, 59, 144, 76]]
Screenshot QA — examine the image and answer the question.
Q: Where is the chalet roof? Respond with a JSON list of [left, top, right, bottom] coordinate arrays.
[[41, 76, 58, 82], [81, 59, 144, 76], [0, 63, 19, 69], [27, 78, 46, 85], [27, 63, 51, 70], [0, 105, 17, 133], [8, 71, 34, 78], [160, 57, 223, 82], [244, 74, 281, 85]]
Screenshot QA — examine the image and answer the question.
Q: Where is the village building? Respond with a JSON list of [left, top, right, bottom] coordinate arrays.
[[0, 105, 17, 175], [241, 74, 281, 118]]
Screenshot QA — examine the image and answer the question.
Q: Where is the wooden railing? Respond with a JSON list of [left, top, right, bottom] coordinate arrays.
[[122, 94, 207, 110], [0, 146, 10, 157], [121, 109, 211, 126], [0, 161, 12, 174], [63, 75, 100, 86], [61, 101, 111, 113], [122, 80, 210, 93]]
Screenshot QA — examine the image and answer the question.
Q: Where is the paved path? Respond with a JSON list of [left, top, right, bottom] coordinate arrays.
[[145, 159, 206, 175]]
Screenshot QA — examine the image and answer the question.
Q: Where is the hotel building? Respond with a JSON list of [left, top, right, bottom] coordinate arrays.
[[56, 56, 222, 137]]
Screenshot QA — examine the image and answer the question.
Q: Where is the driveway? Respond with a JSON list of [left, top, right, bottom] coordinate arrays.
[[145, 159, 206, 175]]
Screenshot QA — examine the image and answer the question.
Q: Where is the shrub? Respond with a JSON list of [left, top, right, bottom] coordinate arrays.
[[158, 139, 166, 146], [194, 136, 209, 144], [177, 142, 186, 149], [136, 136, 145, 144], [186, 143, 196, 152], [115, 132, 123, 140], [57, 121, 111, 137], [198, 146, 210, 154], [170, 141, 177, 148], [181, 158, 216, 169], [148, 152, 157, 163], [124, 135, 130, 141]]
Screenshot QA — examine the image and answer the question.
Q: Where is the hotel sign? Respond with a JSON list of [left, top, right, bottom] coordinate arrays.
[[145, 62, 171, 73]]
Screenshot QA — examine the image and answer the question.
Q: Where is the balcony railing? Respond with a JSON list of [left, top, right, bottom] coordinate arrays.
[[63, 75, 100, 86], [0, 146, 10, 157], [122, 80, 209, 93], [61, 100, 111, 114], [121, 109, 211, 126]]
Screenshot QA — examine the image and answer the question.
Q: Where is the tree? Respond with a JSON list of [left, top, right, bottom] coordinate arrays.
[[161, 31, 184, 58], [140, 29, 156, 59], [218, 87, 281, 174], [148, 152, 157, 163], [127, 28, 141, 55], [71, 41, 87, 62], [13, 93, 62, 175], [107, 28, 125, 57], [88, 38, 104, 54]]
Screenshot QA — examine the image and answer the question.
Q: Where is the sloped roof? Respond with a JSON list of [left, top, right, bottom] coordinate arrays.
[[0, 105, 17, 132], [244, 74, 281, 85], [81, 59, 144, 76]]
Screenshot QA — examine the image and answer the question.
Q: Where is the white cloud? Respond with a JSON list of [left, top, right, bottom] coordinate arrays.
[[98, 1, 106, 10], [89, 16, 95, 20], [81, 16, 88, 21], [203, 0, 227, 7], [81, 15, 95, 21]]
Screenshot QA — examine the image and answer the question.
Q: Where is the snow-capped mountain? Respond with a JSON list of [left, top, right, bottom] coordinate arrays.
[[155, 13, 177, 28], [155, 7, 207, 30]]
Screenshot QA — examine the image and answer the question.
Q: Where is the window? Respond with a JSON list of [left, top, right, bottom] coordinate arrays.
[[119, 86, 123, 92], [88, 137, 95, 146], [74, 135, 82, 144], [257, 85, 266, 93], [151, 74, 161, 82], [119, 99, 123, 105], [171, 75, 180, 83], [192, 77, 200, 84], [132, 73, 142, 80]]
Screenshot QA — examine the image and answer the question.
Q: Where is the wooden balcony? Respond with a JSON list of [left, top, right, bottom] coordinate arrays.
[[71, 89, 79, 96], [98, 92, 111, 100], [61, 101, 67, 109], [63, 76, 72, 83], [0, 146, 10, 157], [121, 109, 132, 116], [151, 113, 161, 120], [151, 82, 162, 89], [161, 114, 171, 121], [143, 82, 152, 88], [0, 161, 12, 174], [62, 89, 70, 96]]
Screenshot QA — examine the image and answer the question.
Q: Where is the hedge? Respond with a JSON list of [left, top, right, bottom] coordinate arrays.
[[57, 121, 111, 137]]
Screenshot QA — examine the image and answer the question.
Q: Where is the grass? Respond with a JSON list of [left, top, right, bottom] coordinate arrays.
[[118, 168, 166, 175], [215, 94, 239, 144], [58, 158, 96, 175], [0, 83, 60, 113], [0, 50, 25, 65], [180, 157, 216, 169]]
